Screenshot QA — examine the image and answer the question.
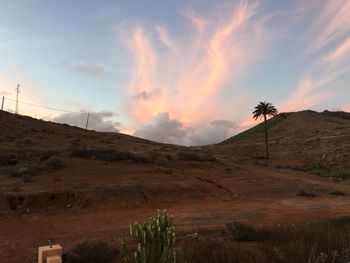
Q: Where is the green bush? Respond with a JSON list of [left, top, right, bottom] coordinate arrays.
[[120, 209, 176, 263], [67, 240, 116, 263]]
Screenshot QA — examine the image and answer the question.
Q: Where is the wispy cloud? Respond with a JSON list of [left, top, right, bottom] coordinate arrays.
[[120, 1, 271, 142], [310, 0, 350, 51], [280, 0, 350, 112]]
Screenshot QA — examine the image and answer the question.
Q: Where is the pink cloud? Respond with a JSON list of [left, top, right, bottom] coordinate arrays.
[[310, 0, 350, 51], [121, 1, 268, 134], [279, 2, 350, 112], [325, 37, 350, 62]]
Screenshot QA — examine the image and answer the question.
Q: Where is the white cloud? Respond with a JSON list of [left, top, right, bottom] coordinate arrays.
[[134, 112, 187, 144], [134, 112, 237, 145], [53, 111, 120, 132]]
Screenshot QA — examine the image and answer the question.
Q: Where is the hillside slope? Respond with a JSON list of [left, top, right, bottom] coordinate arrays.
[[1, 110, 350, 262], [214, 110, 350, 170]]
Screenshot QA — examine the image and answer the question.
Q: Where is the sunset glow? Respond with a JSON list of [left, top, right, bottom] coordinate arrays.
[[0, 0, 349, 145]]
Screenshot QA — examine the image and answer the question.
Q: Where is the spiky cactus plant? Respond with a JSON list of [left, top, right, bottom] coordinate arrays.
[[120, 209, 176, 263]]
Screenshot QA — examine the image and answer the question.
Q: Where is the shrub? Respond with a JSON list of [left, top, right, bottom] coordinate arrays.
[[15, 138, 34, 147], [39, 150, 58, 161], [41, 156, 63, 171], [178, 237, 238, 263], [8, 165, 40, 178], [67, 240, 116, 263], [296, 189, 316, 197], [0, 154, 17, 166], [289, 164, 350, 180], [178, 150, 216, 162], [327, 171, 350, 180], [155, 158, 170, 167], [21, 174, 32, 183], [327, 190, 346, 196], [120, 209, 176, 263], [224, 222, 262, 242], [68, 147, 147, 163]]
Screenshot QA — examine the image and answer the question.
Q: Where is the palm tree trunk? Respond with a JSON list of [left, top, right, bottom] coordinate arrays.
[[264, 115, 269, 159]]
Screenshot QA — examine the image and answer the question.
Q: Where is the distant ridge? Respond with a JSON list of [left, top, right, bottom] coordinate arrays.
[[222, 110, 350, 145], [216, 110, 350, 170]]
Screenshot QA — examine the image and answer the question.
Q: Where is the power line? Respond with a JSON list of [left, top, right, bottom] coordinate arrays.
[[4, 97, 81, 114], [1, 95, 119, 131]]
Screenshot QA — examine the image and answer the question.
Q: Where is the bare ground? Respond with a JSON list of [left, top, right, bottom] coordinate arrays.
[[1, 158, 350, 262]]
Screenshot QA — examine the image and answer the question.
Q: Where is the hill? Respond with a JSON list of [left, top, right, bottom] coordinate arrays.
[[214, 110, 350, 171], [1, 110, 350, 262]]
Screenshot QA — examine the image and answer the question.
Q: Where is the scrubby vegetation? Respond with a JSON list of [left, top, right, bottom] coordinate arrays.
[[178, 237, 242, 263], [68, 146, 147, 163], [5, 156, 64, 180], [0, 154, 17, 165], [178, 150, 216, 162], [66, 241, 117, 263], [223, 221, 263, 242], [327, 190, 346, 196], [264, 216, 350, 263], [296, 189, 317, 197], [275, 163, 350, 180], [63, 213, 350, 263]]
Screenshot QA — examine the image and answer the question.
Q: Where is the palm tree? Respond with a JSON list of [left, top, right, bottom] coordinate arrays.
[[253, 102, 278, 159]]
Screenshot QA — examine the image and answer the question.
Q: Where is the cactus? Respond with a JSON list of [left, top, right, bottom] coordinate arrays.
[[120, 209, 176, 263]]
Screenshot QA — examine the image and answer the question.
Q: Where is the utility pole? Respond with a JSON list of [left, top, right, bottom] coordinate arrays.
[[85, 113, 90, 130], [1, 96, 4, 111], [15, 84, 20, 114]]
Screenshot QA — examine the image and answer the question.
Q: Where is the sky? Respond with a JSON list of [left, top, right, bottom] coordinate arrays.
[[0, 0, 349, 145]]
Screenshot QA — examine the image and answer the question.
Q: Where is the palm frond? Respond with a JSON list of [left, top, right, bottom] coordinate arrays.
[[252, 101, 278, 120]]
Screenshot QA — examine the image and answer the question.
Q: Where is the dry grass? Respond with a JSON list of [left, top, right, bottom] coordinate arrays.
[[262, 216, 350, 263]]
